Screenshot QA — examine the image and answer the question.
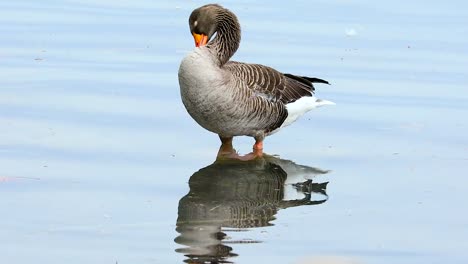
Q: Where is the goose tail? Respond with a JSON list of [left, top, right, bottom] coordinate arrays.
[[280, 96, 335, 129]]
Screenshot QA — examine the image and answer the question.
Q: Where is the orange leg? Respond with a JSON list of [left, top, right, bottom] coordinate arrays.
[[218, 136, 234, 155], [219, 136, 233, 145], [253, 140, 263, 150], [216, 136, 264, 161], [252, 138, 264, 157]]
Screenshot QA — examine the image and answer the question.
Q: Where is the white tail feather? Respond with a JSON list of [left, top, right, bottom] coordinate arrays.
[[315, 99, 336, 107], [281, 96, 335, 128]]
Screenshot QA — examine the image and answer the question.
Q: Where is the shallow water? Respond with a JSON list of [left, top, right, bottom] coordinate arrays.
[[1, 1, 467, 263]]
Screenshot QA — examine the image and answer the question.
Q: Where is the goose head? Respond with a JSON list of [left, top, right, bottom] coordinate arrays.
[[187, 4, 241, 65], [189, 4, 220, 47]]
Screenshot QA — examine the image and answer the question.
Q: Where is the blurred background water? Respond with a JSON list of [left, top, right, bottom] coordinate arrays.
[[0, 0, 467, 263]]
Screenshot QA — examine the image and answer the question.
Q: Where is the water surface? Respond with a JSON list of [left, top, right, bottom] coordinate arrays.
[[1, 1, 467, 263]]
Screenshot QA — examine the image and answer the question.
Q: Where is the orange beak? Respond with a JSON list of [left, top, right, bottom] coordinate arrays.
[[192, 33, 208, 47]]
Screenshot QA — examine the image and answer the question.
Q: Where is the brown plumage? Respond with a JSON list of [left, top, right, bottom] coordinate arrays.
[[224, 62, 329, 104], [178, 4, 333, 158]]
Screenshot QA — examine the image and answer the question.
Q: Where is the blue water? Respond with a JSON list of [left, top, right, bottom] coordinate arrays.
[[1, 1, 467, 263]]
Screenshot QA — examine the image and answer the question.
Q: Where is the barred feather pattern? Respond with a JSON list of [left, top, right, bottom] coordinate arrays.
[[223, 61, 328, 132], [202, 6, 325, 133], [179, 4, 331, 137], [224, 62, 316, 104], [206, 6, 241, 66]]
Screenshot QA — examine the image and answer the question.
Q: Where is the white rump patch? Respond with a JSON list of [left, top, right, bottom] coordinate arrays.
[[282, 96, 335, 128]]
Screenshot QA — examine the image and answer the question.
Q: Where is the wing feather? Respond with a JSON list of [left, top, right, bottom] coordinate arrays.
[[224, 61, 327, 104], [223, 61, 328, 132]]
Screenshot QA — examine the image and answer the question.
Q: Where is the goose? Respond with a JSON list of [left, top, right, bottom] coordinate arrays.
[[178, 4, 334, 159]]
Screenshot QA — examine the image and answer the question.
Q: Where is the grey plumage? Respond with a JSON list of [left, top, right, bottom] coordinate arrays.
[[179, 4, 331, 142]]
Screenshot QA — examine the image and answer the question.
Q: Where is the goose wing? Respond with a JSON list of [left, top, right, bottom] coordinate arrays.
[[224, 61, 329, 104]]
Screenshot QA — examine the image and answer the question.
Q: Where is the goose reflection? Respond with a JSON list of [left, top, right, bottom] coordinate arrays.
[[175, 154, 330, 263]]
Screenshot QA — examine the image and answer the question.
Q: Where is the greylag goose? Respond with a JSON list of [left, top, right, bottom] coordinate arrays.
[[178, 4, 334, 158]]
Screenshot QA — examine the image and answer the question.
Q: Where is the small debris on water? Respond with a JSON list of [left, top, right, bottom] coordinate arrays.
[[345, 28, 357, 37]]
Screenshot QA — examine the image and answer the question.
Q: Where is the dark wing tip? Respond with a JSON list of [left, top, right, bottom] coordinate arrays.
[[284, 74, 330, 86], [301, 76, 330, 85], [284, 73, 312, 87]]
